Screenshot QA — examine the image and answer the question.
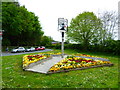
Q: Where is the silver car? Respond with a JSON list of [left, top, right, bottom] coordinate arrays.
[[11, 47, 25, 53], [25, 47, 35, 52]]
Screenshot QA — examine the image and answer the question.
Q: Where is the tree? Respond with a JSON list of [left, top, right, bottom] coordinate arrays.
[[66, 12, 103, 50], [41, 36, 53, 46], [2, 2, 20, 45], [2, 2, 43, 46], [98, 11, 118, 44]]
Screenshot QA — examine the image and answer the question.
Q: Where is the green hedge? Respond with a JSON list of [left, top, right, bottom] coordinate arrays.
[[46, 40, 119, 55]]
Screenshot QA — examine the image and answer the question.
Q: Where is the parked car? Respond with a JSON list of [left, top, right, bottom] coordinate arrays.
[[25, 47, 35, 52], [11, 47, 25, 53], [40, 46, 45, 50], [35, 46, 45, 51]]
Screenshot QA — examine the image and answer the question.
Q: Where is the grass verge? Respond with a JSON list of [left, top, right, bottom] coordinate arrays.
[[2, 49, 119, 88]]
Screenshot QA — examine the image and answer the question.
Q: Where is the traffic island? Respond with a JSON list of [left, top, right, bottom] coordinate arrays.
[[22, 53, 114, 74]]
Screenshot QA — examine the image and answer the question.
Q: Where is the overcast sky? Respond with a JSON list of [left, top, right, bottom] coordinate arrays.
[[18, 0, 119, 41]]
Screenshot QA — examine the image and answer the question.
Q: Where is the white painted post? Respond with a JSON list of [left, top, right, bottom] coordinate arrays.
[[61, 32, 64, 58]]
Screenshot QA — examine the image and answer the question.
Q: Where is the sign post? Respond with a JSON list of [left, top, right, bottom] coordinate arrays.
[[61, 32, 64, 58], [58, 18, 68, 58]]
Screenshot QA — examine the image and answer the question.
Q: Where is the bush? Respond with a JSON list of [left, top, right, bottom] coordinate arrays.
[[63, 40, 119, 55]]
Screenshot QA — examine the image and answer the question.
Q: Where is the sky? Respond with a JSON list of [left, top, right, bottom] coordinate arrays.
[[18, 0, 119, 41]]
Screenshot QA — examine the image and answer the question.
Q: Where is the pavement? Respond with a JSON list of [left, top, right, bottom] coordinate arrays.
[[25, 55, 67, 74]]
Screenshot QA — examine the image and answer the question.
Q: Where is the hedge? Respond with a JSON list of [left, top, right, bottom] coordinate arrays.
[[46, 40, 120, 55]]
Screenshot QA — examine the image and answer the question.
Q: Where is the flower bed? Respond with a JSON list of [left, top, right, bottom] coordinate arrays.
[[23, 54, 52, 69], [48, 56, 113, 73]]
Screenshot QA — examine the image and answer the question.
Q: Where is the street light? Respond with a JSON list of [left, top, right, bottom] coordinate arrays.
[[58, 18, 68, 58]]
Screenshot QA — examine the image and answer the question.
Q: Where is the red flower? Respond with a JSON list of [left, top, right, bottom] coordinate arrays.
[[29, 58, 33, 61], [69, 59, 74, 61], [75, 60, 81, 63]]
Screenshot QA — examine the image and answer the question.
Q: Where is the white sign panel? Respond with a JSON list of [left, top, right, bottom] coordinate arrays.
[[58, 18, 68, 32], [58, 18, 64, 25]]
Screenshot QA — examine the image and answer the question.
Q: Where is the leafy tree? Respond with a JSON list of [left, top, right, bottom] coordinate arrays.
[[67, 12, 103, 50], [2, 2, 43, 46], [2, 2, 20, 45], [41, 36, 53, 46]]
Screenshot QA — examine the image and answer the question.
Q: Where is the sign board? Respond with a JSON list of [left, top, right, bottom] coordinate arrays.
[[58, 18, 68, 32], [58, 18, 64, 25]]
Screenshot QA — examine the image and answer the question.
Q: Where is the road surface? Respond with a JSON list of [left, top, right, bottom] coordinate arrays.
[[2, 49, 52, 56]]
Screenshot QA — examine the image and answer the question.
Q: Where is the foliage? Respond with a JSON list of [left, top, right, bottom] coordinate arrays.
[[67, 12, 103, 50], [46, 44, 61, 49], [2, 49, 118, 88], [65, 11, 119, 54], [64, 41, 119, 55], [2, 2, 44, 46], [40, 36, 53, 46]]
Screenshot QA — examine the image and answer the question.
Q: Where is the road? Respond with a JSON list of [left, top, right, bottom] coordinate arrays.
[[2, 49, 52, 56]]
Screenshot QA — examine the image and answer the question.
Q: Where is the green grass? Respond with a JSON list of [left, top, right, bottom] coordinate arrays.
[[2, 49, 119, 88]]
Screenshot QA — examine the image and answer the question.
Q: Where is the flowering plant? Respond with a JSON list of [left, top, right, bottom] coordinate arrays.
[[23, 54, 50, 68], [49, 56, 112, 72]]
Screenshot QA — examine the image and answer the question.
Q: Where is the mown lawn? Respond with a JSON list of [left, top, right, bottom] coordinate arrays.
[[2, 49, 119, 88]]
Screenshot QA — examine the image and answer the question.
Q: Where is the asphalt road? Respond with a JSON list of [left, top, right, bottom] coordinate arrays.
[[2, 49, 52, 56]]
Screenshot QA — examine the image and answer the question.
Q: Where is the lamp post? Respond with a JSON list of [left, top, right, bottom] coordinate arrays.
[[58, 18, 68, 58]]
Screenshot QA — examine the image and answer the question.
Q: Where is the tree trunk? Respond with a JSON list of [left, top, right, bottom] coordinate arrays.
[[83, 39, 89, 51]]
